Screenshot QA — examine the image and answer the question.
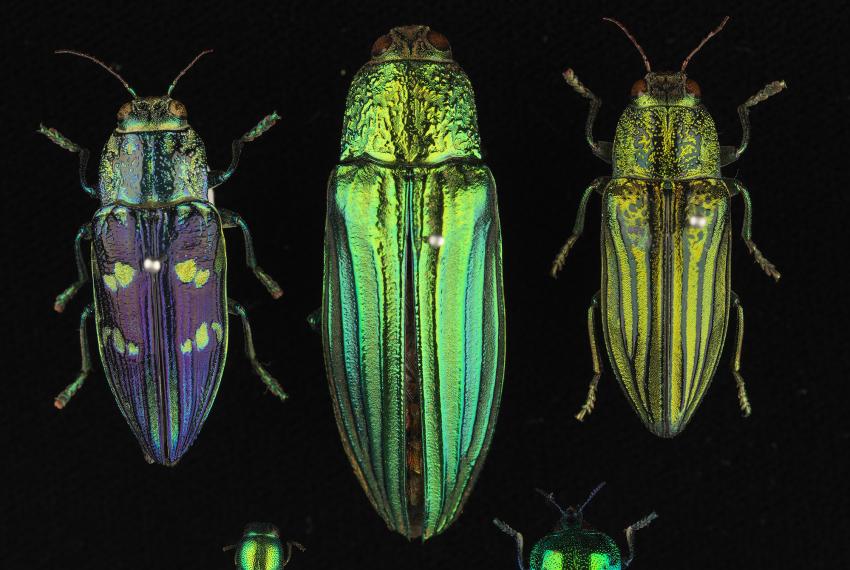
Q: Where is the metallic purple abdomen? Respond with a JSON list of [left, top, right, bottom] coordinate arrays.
[[91, 200, 228, 465]]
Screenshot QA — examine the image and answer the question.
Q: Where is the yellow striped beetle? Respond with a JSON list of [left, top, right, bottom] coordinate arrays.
[[552, 17, 785, 437]]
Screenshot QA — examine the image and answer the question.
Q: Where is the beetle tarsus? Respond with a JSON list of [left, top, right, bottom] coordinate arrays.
[[54, 283, 83, 313], [254, 266, 284, 299], [575, 373, 600, 421], [623, 512, 659, 568], [576, 293, 603, 421], [493, 519, 527, 570], [229, 298, 289, 401], [734, 80, 786, 160], [55, 304, 94, 408], [551, 235, 578, 278], [38, 125, 97, 197], [54, 371, 88, 409], [744, 239, 780, 282]]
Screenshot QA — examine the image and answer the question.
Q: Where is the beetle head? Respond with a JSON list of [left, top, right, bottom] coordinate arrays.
[[242, 522, 281, 539], [369, 25, 453, 63], [115, 96, 189, 133], [560, 505, 583, 529], [630, 72, 702, 106]]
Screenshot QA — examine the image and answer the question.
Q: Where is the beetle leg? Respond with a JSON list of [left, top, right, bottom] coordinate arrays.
[[562, 70, 612, 163], [220, 208, 283, 298], [208, 112, 280, 188], [228, 298, 288, 401], [576, 292, 603, 421], [282, 541, 306, 567], [622, 511, 659, 568], [54, 223, 92, 313], [551, 177, 608, 277], [37, 124, 97, 198], [730, 293, 752, 417], [54, 303, 94, 409], [493, 519, 527, 570], [727, 179, 781, 281], [731, 80, 786, 162]]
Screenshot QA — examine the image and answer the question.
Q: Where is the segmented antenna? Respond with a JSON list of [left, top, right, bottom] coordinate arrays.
[[579, 482, 607, 513], [168, 49, 214, 96], [55, 50, 137, 98], [603, 18, 652, 73], [681, 16, 730, 71], [535, 488, 568, 516]]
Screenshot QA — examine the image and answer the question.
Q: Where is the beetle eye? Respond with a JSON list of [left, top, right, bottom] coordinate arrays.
[[426, 29, 451, 51], [685, 79, 701, 97], [169, 100, 187, 118], [117, 102, 132, 121], [630, 79, 647, 97], [371, 34, 392, 57]]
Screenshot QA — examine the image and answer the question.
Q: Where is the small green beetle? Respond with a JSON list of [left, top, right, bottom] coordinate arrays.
[[494, 483, 657, 570], [224, 523, 304, 570], [551, 17, 785, 437]]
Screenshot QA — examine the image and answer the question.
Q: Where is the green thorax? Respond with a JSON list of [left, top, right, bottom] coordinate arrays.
[[98, 128, 209, 205], [236, 526, 283, 570], [340, 26, 481, 165], [612, 72, 720, 180], [529, 527, 622, 570]]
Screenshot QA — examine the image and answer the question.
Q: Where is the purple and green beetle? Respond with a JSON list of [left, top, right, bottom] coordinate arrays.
[[40, 50, 287, 465]]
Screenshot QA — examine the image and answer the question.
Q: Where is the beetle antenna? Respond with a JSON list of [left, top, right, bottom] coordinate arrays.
[[579, 481, 607, 513], [535, 488, 568, 516], [168, 49, 214, 96], [602, 18, 651, 73], [166, 49, 213, 97], [55, 50, 137, 98], [681, 16, 730, 71]]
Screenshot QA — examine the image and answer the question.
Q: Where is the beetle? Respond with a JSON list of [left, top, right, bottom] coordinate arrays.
[[224, 523, 304, 570], [320, 25, 506, 539], [550, 17, 785, 437], [39, 50, 287, 465], [494, 483, 658, 570]]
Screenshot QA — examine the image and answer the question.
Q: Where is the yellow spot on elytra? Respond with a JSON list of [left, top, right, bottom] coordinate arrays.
[[127, 342, 139, 356], [102, 326, 112, 340], [195, 322, 209, 350], [180, 339, 193, 354], [112, 328, 125, 354], [211, 322, 223, 342], [114, 262, 135, 287], [103, 274, 118, 292], [193, 269, 210, 288], [174, 259, 198, 283]]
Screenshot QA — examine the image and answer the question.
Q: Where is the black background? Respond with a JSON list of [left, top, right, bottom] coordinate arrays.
[[4, 1, 848, 568]]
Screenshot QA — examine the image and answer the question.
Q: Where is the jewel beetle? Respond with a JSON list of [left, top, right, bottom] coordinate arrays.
[[224, 523, 304, 570], [494, 483, 658, 570], [320, 25, 506, 539], [550, 17, 785, 437], [40, 50, 287, 465]]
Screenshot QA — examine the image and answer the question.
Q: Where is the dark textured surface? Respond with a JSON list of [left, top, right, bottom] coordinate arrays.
[[3, 1, 846, 568]]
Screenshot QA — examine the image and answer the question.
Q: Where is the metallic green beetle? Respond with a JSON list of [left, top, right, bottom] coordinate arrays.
[[551, 17, 784, 437], [321, 25, 505, 539], [224, 523, 304, 570], [494, 483, 658, 570]]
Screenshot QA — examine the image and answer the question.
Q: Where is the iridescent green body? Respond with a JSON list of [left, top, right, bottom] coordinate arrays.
[[494, 484, 658, 570], [228, 523, 302, 570], [322, 26, 505, 539], [529, 526, 622, 570], [553, 19, 783, 437]]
